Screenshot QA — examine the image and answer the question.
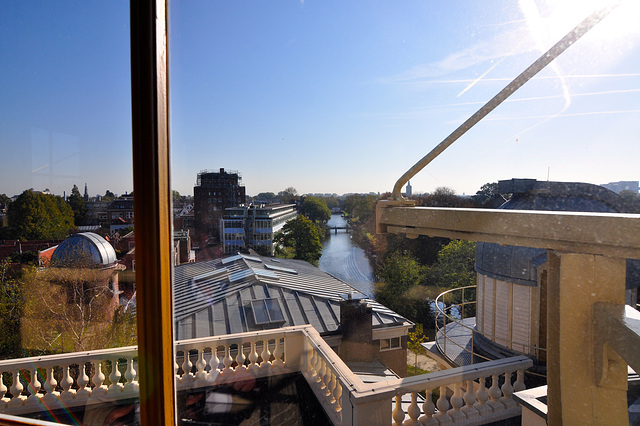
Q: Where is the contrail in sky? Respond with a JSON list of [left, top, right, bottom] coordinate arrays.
[[457, 59, 504, 97]]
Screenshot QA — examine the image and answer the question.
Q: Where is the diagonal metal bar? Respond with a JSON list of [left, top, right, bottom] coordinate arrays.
[[392, 3, 620, 200]]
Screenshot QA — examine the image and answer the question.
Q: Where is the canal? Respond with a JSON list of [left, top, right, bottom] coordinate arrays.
[[318, 214, 375, 296]]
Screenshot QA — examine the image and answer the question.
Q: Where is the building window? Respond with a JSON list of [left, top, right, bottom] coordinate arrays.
[[380, 337, 401, 351]]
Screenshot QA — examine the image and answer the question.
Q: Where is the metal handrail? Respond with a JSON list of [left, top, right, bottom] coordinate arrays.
[[434, 285, 547, 368]]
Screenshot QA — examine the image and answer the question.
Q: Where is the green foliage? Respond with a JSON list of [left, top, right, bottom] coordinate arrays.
[[172, 190, 181, 201], [408, 323, 428, 368], [7, 190, 75, 240], [275, 215, 322, 266], [278, 187, 298, 204], [427, 240, 476, 290], [471, 182, 507, 208], [255, 192, 277, 201], [67, 184, 87, 226], [343, 194, 378, 224], [103, 190, 116, 201], [0, 194, 11, 208], [0, 261, 24, 358], [300, 197, 331, 223]]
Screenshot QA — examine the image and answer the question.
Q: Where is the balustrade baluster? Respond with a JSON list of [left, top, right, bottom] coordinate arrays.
[[392, 394, 404, 426], [41, 367, 59, 403], [0, 372, 7, 404], [222, 345, 234, 376], [405, 391, 422, 426], [419, 388, 437, 425], [487, 374, 504, 412], [182, 349, 194, 381], [123, 358, 138, 392], [259, 340, 271, 372], [500, 371, 517, 409], [473, 376, 491, 416], [60, 365, 76, 400], [8, 370, 24, 407], [25, 368, 42, 405], [308, 348, 318, 381], [108, 358, 123, 393], [209, 347, 221, 382], [333, 380, 343, 417], [461, 379, 479, 420], [195, 347, 208, 381], [76, 363, 90, 398], [175, 357, 180, 382], [326, 370, 337, 400], [272, 337, 284, 368], [433, 385, 452, 423], [514, 369, 526, 392], [314, 352, 324, 385], [234, 343, 246, 372], [447, 382, 465, 422], [92, 361, 107, 397], [249, 341, 260, 374]]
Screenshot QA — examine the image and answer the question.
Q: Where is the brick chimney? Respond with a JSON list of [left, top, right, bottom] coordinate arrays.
[[339, 298, 373, 362]]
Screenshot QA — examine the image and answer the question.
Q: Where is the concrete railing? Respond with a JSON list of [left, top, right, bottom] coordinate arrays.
[[0, 325, 532, 425]]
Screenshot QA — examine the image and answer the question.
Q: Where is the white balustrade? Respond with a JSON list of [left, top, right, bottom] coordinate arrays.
[[0, 325, 532, 426]]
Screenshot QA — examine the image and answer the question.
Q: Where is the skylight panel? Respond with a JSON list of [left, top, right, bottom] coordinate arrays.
[[193, 267, 229, 283], [251, 298, 285, 325]]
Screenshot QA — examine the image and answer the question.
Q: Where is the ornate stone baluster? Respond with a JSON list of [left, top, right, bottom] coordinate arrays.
[[0, 371, 7, 404], [42, 367, 59, 404], [405, 392, 422, 426], [92, 361, 107, 397], [419, 388, 437, 425], [76, 363, 91, 398], [222, 345, 234, 376], [308, 349, 318, 381], [315, 353, 324, 385], [487, 374, 504, 412], [259, 340, 271, 372], [209, 347, 221, 382], [59, 365, 76, 401], [234, 343, 246, 372], [108, 358, 123, 393], [461, 379, 479, 421], [333, 380, 343, 418], [195, 347, 208, 381], [182, 349, 194, 382], [175, 357, 181, 383], [514, 369, 526, 392], [272, 337, 284, 369], [447, 382, 465, 422], [500, 371, 517, 409], [318, 360, 327, 391], [326, 369, 336, 400], [392, 394, 404, 426], [123, 358, 138, 393], [25, 368, 42, 405], [324, 366, 334, 399], [433, 385, 452, 423], [8, 370, 24, 407], [248, 341, 260, 374], [473, 376, 491, 416]]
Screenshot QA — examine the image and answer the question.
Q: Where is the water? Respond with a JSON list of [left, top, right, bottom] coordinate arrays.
[[318, 214, 375, 296]]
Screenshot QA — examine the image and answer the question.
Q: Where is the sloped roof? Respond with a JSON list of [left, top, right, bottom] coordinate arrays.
[[174, 254, 410, 340]]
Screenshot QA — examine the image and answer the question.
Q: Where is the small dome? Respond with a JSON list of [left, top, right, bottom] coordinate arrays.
[[51, 232, 117, 267]]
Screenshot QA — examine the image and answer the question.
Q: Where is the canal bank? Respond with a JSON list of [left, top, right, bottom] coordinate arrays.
[[318, 214, 375, 296]]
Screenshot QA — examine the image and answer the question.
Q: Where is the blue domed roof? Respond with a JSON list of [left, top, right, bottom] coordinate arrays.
[[51, 232, 117, 267]]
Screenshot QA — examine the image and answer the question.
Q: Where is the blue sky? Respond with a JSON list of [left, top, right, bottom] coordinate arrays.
[[2, 1, 639, 198]]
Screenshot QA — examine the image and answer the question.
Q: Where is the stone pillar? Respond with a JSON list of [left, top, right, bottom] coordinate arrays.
[[340, 299, 373, 362], [546, 251, 627, 425]]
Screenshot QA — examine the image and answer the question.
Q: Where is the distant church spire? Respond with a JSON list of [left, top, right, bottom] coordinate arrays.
[[84, 183, 89, 201]]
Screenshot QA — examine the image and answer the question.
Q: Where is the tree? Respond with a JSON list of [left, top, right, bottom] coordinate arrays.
[[278, 187, 298, 204], [274, 215, 322, 265], [472, 182, 506, 208], [103, 190, 116, 201], [7, 190, 74, 240], [172, 190, 182, 201], [300, 197, 331, 223], [67, 184, 87, 226], [343, 194, 378, 224], [619, 190, 640, 213], [0, 194, 11, 209], [0, 261, 24, 358], [407, 324, 428, 368], [255, 192, 276, 201]]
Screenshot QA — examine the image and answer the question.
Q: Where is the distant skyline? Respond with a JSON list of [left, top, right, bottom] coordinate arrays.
[[2, 1, 639, 198]]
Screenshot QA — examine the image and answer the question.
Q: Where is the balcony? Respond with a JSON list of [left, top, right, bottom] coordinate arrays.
[[0, 325, 532, 425]]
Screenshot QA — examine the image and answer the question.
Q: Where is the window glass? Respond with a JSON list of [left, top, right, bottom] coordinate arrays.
[[168, 0, 640, 424], [0, 1, 137, 424]]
